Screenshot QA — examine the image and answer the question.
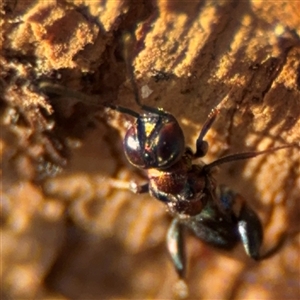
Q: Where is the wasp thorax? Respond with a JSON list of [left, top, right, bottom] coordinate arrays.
[[124, 112, 185, 169]]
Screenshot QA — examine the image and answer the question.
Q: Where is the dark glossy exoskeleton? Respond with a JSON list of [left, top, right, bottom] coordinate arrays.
[[39, 78, 291, 279], [110, 99, 290, 279]]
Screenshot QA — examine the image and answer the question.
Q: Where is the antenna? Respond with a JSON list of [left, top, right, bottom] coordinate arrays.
[[203, 144, 296, 172], [39, 32, 165, 118], [122, 32, 167, 115]]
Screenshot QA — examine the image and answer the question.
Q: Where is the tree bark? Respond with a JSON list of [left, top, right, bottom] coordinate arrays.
[[1, 1, 299, 299]]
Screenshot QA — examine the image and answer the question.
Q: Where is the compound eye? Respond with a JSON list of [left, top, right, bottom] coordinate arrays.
[[123, 114, 185, 170], [156, 122, 185, 168], [124, 126, 146, 168]]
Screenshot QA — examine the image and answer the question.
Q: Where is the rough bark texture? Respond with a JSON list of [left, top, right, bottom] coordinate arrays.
[[1, 1, 299, 299]]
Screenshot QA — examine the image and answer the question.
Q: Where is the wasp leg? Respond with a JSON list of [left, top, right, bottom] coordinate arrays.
[[219, 186, 288, 260], [217, 186, 263, 259], [166, 218, 186, 279], [129, 182, 149, 194], [237, 203, 263, 260]]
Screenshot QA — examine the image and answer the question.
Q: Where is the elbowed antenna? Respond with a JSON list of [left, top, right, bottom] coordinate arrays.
[[122, 32, 167, 116], [203, 144, 296, 172], [39, 81, 102, 106], [39, 81, 140, 118], [39, 32, 165, 118], [108, 104, 140, 118]]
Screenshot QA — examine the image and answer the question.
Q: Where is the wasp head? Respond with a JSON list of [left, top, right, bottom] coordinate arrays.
[[124, 111, 185, 169]]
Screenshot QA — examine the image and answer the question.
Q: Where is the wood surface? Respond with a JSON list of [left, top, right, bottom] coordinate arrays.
[[1, 1, 299, 299]]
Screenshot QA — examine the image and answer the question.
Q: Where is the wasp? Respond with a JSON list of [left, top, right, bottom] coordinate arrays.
[[39, 73, 292, 281]]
